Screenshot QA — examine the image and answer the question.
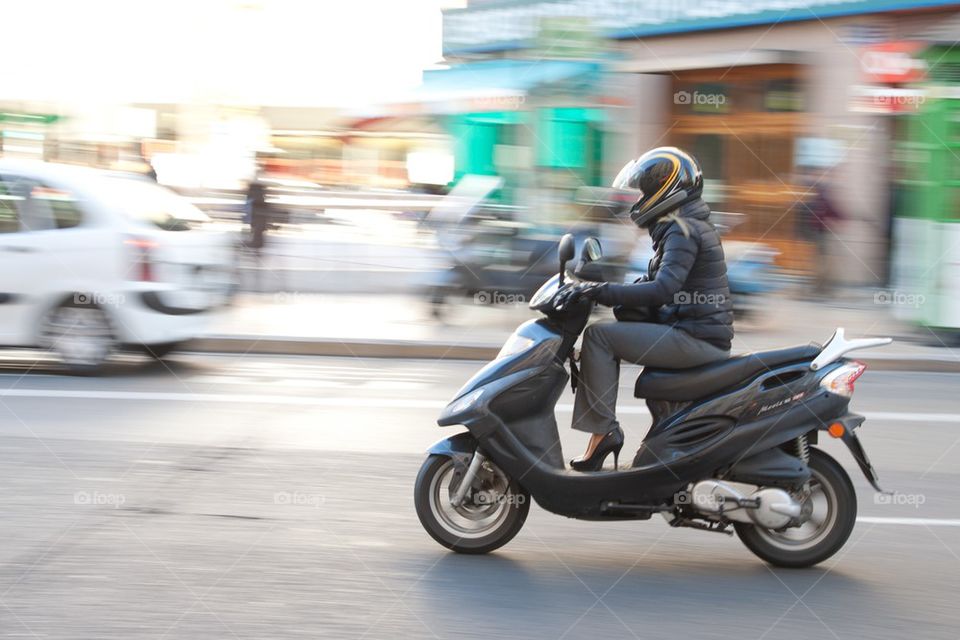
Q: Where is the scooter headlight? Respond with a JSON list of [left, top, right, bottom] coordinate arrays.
[[529, 275, 560, 308], [497, 334, 534, 359], [441, 388, 486, 420]]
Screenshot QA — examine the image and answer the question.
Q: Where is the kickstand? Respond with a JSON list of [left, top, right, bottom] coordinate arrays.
[[568, 353, 580, 394]]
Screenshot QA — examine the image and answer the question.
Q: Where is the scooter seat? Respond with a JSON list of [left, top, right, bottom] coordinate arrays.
[[633, 344, 822, 401]]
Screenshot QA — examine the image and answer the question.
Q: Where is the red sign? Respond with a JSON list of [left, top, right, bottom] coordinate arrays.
[[860, 41, 926, 84]]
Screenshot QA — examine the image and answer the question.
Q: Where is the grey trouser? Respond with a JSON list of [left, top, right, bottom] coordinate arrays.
[[571, 321, 729, 434]]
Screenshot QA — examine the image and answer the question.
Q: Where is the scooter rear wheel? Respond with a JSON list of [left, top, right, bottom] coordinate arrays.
[[414, 454, 530, 554], [735, 448, 857, 568]]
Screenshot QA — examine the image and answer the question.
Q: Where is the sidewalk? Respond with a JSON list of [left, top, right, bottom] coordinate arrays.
[[196, 292, 960, 371]]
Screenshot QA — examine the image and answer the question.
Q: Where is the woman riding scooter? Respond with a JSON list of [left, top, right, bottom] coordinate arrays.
[[557, 147, 735, 470]]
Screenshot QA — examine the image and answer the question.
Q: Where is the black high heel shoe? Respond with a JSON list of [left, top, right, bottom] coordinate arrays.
[[570, 427, 624, 471]]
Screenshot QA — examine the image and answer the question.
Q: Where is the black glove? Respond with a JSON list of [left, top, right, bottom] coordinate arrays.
[[555, 282, 607, 309]]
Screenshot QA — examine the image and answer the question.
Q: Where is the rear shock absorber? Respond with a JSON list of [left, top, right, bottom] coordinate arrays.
[[794, 434, 810, 463]]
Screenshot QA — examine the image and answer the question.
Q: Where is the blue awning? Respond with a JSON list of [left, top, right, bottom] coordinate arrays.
[[366, 59, 603, 117], [419, 59, 602, 95]]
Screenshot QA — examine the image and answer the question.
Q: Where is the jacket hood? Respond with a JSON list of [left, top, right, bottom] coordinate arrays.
[[677, 197, 711, 221], [649, 197, 711, 244]]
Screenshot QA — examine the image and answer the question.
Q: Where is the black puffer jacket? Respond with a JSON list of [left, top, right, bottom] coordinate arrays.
[[596, 198, 734, 350]]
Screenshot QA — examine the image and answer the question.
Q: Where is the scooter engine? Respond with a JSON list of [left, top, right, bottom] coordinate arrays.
[[687, 480, 805, 530]]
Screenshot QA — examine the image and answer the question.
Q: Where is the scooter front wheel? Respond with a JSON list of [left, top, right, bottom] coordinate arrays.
[[414, 454, 530, 554]]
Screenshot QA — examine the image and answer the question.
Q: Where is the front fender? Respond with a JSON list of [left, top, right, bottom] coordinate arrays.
[[426, 431, 478, 472]]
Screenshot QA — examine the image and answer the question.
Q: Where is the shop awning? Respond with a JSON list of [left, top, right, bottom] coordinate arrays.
[[381, 59, 603, 116], [422, 59, 600, 93], [615, 49, 806, 74]]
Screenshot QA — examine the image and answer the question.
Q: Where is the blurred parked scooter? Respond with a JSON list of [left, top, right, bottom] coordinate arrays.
[[421, 178, 628, 321], [625, 211, 782, 328]]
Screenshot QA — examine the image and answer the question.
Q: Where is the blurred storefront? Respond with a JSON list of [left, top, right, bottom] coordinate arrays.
[[442, 0, 960, 284], [664, 60, 808, 271], [368, 17, 619, 225], [0, 110, 62, 160], [894, 38, 960, 331]]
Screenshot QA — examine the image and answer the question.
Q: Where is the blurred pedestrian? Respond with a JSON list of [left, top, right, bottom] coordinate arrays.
[[797, 170, 844, 297], [245, 173, 271, 260], [243, 170, 274, 294]]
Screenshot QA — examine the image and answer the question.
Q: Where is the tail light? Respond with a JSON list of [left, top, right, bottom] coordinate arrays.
[[124, 237, 158, 282], [819, 360, 866, 398]]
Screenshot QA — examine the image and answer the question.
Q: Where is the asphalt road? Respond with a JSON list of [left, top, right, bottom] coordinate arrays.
[[0, 353, 957, 639]]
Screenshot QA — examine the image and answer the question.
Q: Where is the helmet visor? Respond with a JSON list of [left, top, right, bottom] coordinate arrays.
[[611, 160, 644, 217], [612, 159, 639, 190]]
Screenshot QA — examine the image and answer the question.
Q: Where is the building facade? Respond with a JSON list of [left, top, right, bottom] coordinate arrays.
[[442, 0, 960, 284]]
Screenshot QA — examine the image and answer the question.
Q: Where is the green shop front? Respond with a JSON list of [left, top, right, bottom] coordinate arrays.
[[403, 59, 608, 208], [895, 43, 960, 333]]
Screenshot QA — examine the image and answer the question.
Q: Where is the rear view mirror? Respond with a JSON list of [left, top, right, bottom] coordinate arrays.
[[558, 234, 575, 284], [575, 237, 605, 282], [582, 237, 602, 263], [558, 234, 576, 264]]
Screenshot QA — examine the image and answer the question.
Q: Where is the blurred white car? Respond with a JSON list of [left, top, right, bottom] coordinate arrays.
[[0, 160, 234, 372]]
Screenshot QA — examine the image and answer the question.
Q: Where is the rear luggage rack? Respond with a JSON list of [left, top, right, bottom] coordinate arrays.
[[810, 328, 892, 371]]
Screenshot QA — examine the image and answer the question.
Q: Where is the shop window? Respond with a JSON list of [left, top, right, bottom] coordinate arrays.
[[764, 79, 805, 112], [946, 188, 960, 221], [945, 112, 960, 144], [537, 114, 586, 169], [692, 135, 724, 181], [930, 61, 960, 84], [0, 177, 22, 233]]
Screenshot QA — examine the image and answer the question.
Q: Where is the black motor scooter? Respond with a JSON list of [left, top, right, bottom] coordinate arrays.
[[414, 234, 891, 567]]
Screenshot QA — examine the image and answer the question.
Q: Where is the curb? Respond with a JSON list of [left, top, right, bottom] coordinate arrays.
[[187, 336, 960, 372], [190, 336, 499, 361]]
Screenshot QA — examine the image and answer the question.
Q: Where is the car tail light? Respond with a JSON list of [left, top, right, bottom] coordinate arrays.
[[819, 360, 866, 398], [124, 237, 158, 282]]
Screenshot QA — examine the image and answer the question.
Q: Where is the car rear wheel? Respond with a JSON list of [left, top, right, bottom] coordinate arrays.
[[41, 300, 116, 374], [140, 341, 185, 360]]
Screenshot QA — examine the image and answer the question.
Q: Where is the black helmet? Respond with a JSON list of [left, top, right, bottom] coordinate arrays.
[[612, 147, 703, 227]]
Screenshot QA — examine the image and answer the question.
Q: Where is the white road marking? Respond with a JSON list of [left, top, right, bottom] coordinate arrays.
[[857, 517, 960, 527], [0, 388, 958, 423], [0, 389, 445, 408], [863, 411, 960, 423]]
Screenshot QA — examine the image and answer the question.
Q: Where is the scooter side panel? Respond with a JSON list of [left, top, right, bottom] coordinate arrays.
[[634, 363, 824, 468], [649, 363, 821, 433], [477, 391, 849, 518]]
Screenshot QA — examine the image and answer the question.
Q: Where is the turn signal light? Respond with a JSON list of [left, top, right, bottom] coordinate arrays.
[[828, 422, 846, 438]]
